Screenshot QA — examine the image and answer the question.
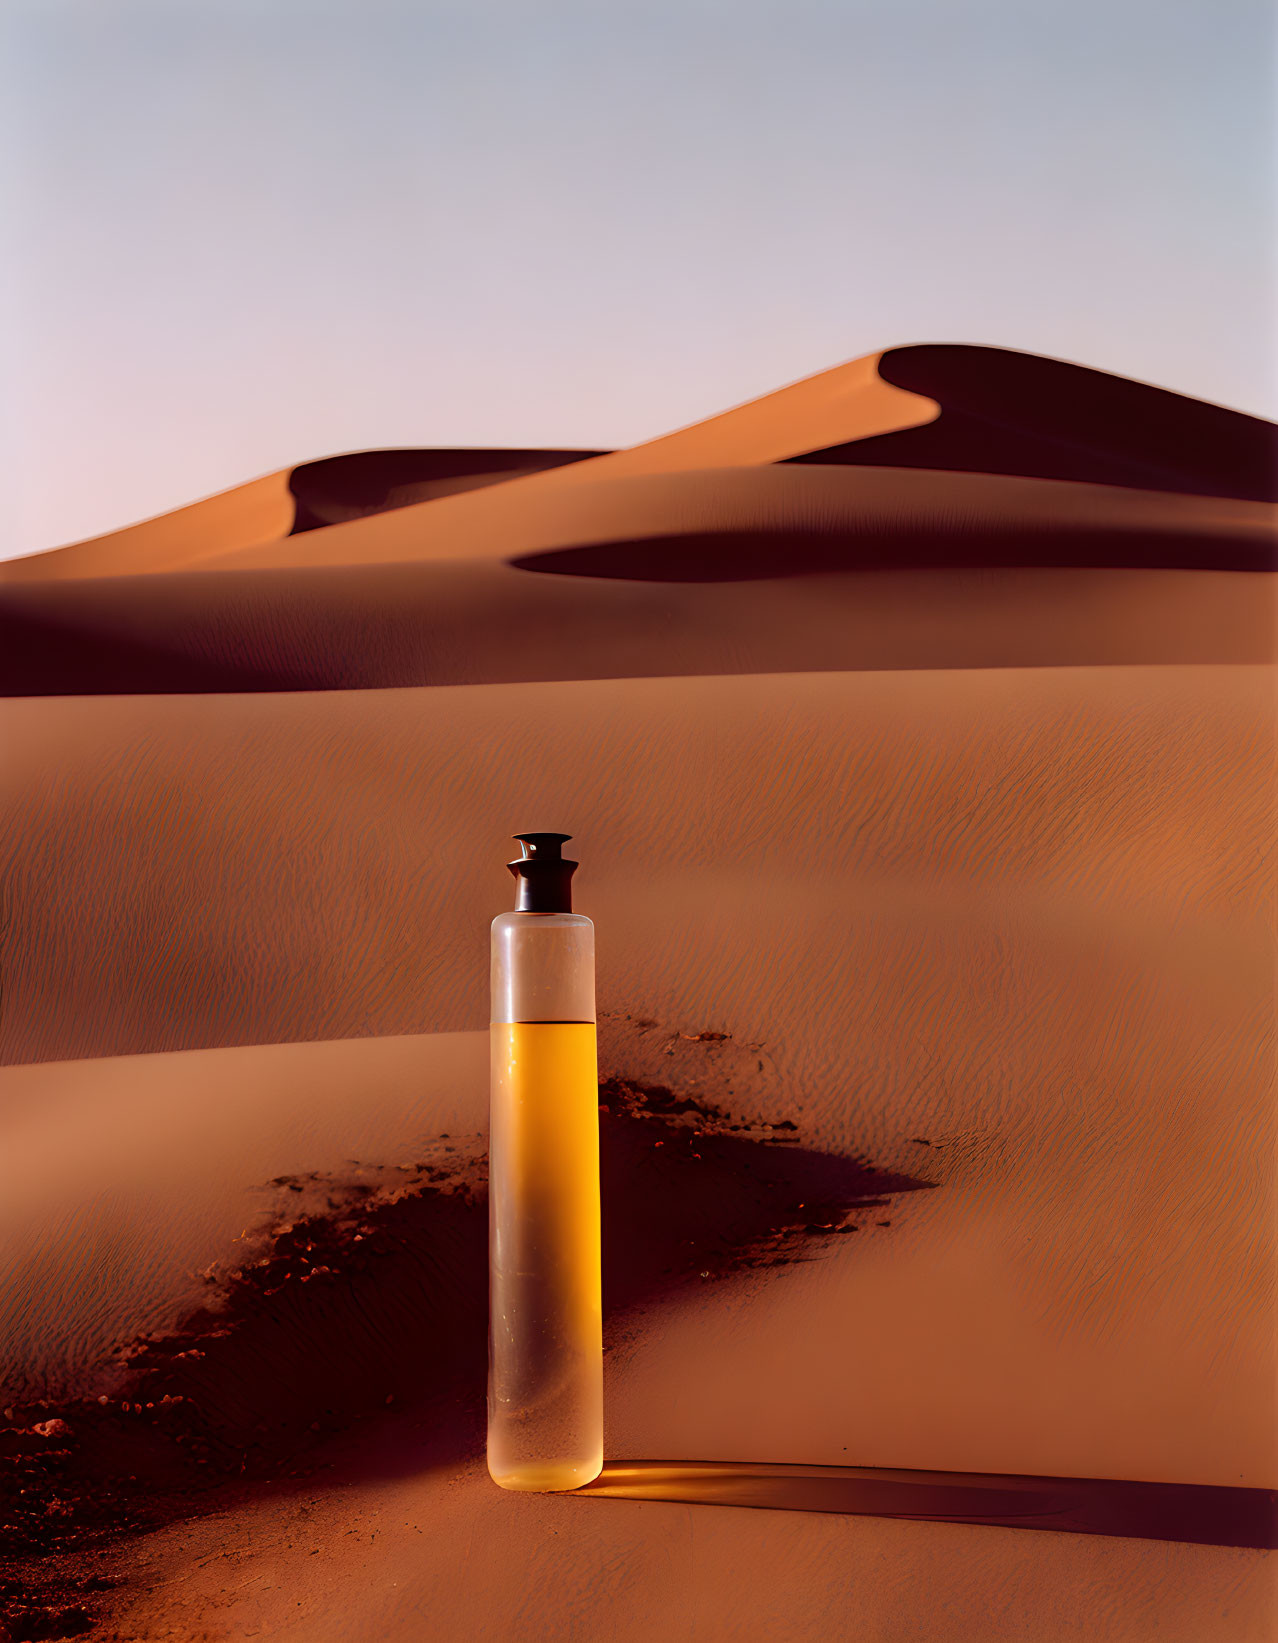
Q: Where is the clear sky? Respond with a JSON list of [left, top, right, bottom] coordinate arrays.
[[2, 0, 1274, 559]]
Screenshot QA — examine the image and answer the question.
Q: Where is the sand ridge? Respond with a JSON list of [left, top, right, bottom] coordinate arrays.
[[2, 345, 933, 583], [0, 468, 296, 583], [6, 342, 1273, 590]]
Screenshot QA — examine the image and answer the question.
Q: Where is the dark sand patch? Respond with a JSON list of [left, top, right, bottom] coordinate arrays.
[[0, 1079, 928, 1637]]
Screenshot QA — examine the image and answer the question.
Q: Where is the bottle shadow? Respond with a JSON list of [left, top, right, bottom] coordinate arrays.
[[576, 1460, 1277, 1551]]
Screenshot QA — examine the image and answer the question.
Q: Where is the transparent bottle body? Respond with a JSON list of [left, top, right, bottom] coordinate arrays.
[[488, 911, 603, 1491]]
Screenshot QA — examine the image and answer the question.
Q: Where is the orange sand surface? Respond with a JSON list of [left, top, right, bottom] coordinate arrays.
[[111, 1458, 1274, 1642], [2, 345, 1275, 1640], [3, 662, 1273, 1637], [3, 666, 1270, 1071], [3, 1003, 1274, 1636]]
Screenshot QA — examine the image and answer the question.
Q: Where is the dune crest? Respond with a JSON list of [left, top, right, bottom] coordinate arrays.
[[791, 343, 1278, 502], [189, 351, 941, 573], [1, 469, 295, 583], [7, 344, 1273, 586], [1, 348, 938, 582], [143, 346, 1278, 576]]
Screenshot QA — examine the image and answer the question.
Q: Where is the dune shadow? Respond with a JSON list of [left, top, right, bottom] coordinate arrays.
[[0, 596, 316, 695], [288, 448, 605, 533], [576, 1460, 1277, 1550], [511, 522, 1277, 582], [786, 344, 1278, 504], [4, 529, 1271, 698]]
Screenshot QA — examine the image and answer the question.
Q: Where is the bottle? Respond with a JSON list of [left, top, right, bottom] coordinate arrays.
[[488, 832, 603, 1491]]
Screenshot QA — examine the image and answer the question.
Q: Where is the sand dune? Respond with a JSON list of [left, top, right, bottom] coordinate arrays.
[[2, 345, 932, 583], [1, 466, 1271, 694], [6, 343, 1272, 592], [791, 343, 1278, 501], [176, 459, 1278, 577], [3, 345, 1275, 1641], [2, 346, 1271, 705], [169, 350, 1278, 578], [0, 449, 606, 584], [0, 467, 296, 582]]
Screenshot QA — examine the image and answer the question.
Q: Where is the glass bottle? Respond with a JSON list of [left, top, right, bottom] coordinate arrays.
[[488, 832, 603, 1490]]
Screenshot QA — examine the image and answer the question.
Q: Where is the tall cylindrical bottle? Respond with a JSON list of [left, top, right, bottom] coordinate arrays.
[[488, 832, 603, 1491]]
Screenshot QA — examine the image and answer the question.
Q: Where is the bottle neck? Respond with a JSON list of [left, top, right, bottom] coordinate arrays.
[[512, 864, 574, 913]]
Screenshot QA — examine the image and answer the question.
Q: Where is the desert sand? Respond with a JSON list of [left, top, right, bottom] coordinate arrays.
[[1, 344, 1274, 1641]]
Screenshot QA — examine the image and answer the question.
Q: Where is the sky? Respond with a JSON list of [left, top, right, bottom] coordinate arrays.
[[2, 0, 1274, 559]]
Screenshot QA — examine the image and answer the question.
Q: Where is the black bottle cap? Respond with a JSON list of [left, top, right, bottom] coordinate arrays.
[[508, 832, 578, 913]]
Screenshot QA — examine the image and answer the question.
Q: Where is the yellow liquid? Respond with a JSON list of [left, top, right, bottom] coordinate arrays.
[[488, 1021, 603, 1491]]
